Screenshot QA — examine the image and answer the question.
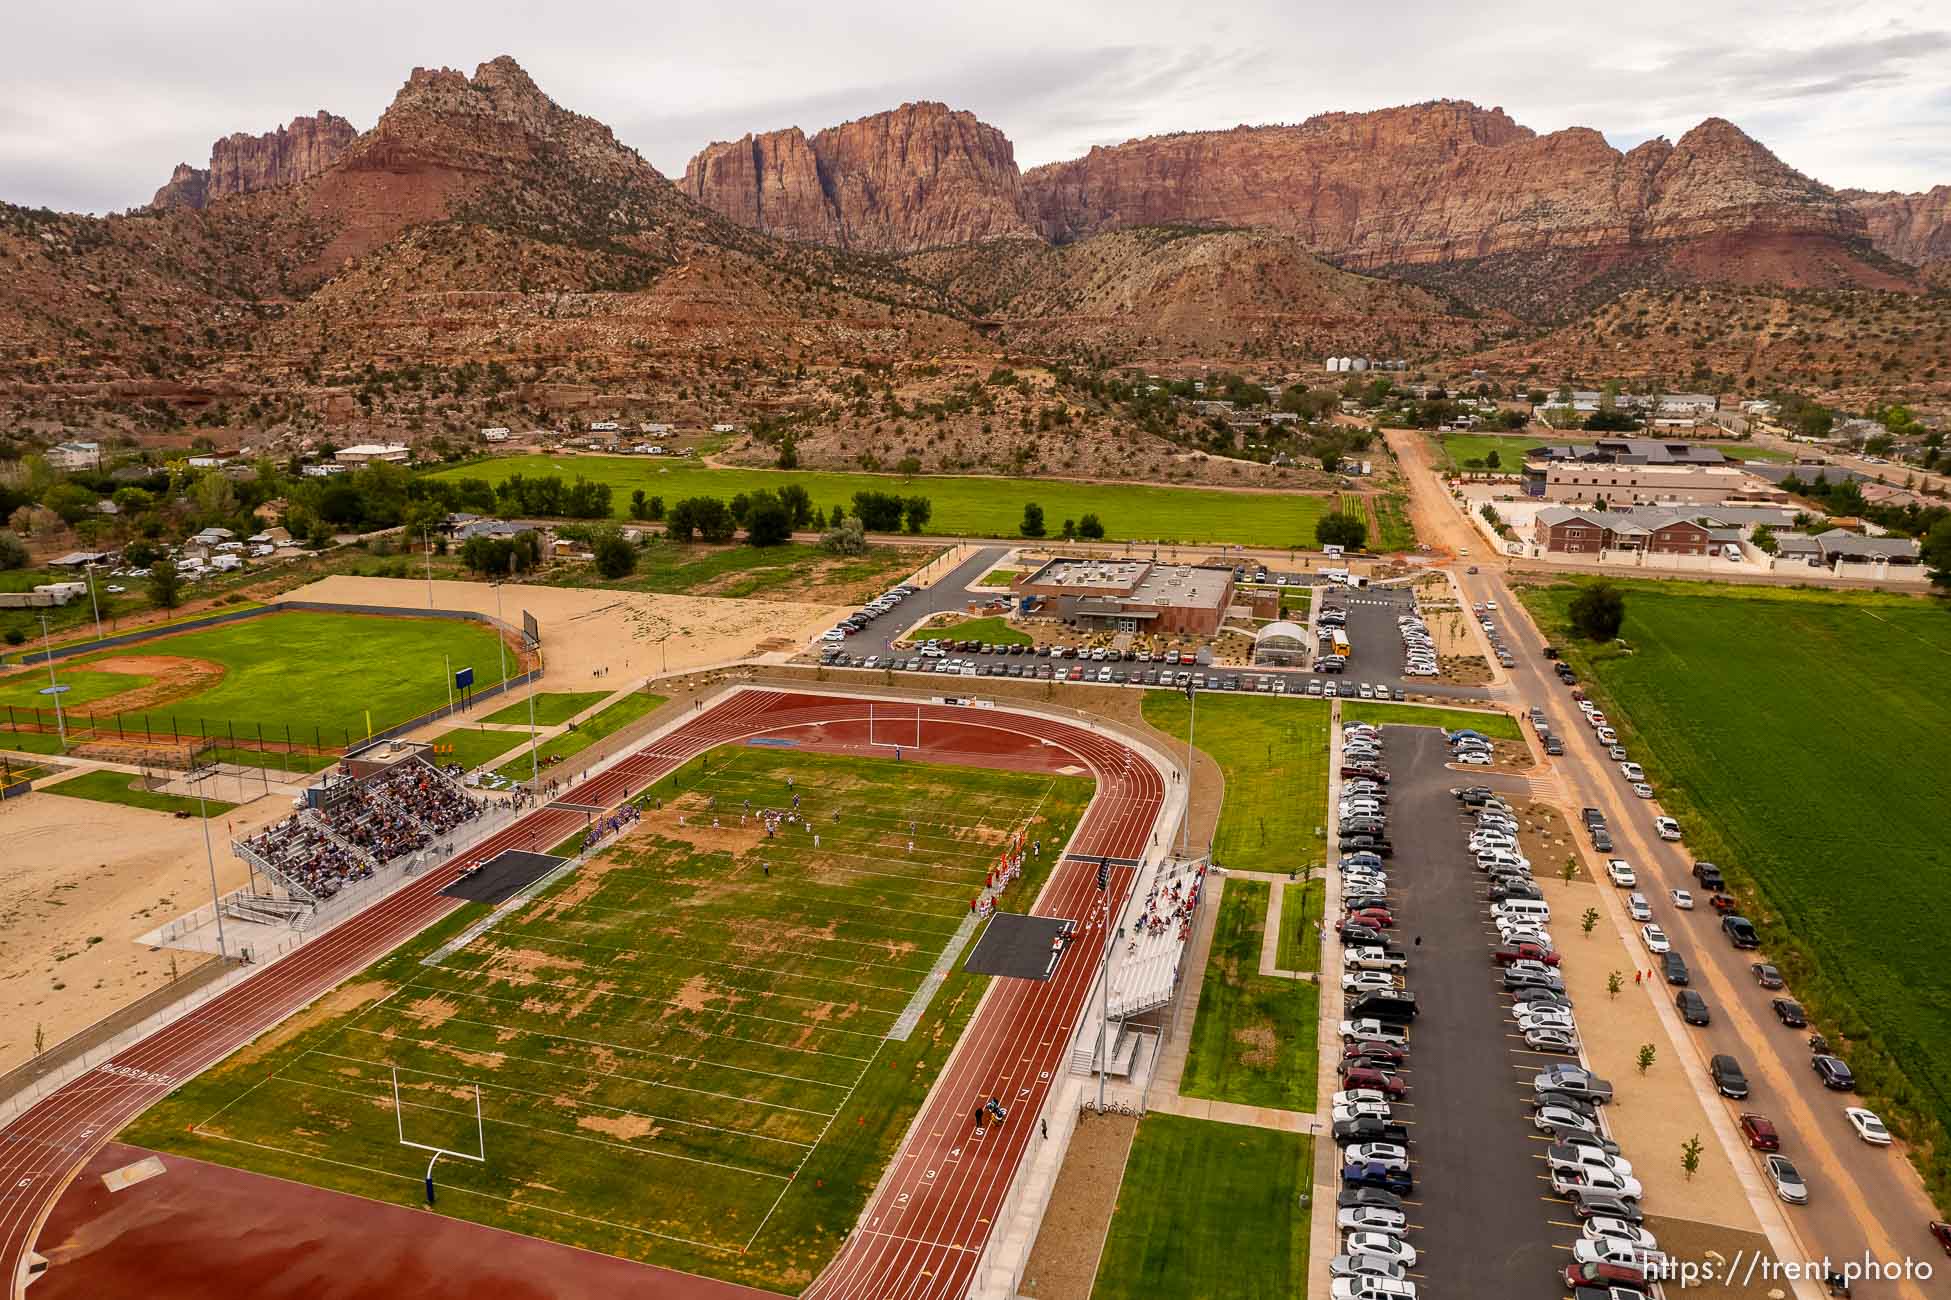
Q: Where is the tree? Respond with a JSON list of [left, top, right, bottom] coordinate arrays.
[[1921, 515, 1951, 591], [778, 484, 814, 528], [1637, 1043, 1657, 1075], [744, 495, 794, 547], [1561, 857, 1578, 884], [667, 497, 736, 544], [1485, 449, 1502, 472], [902, 496, 932, 534], [851, 491, 906, 532], [1319, 445, 1343, 474], [0, 530, 26, 571], [1607, 970, 1623, 999], [629, 489, 651, 520], [647, 495, 665, 521], [1020, 502, 1046, 538], [147, 559, 183, 610], [821, 517, 866, 556], [1077, 513, 1105, 540], [1568, 580, 1626, 642], [1581, 907, 1599, 938], [897, 454, 921, 478], [41, 482, 96, 525], [1681, 1134, 1703, 1180], [592, 529, 636, 579], [1751, 524, 1778, 555], [1315, 514, 1368, 551], [776, 431, 798, 470], [1060, 518, 1077, 540]]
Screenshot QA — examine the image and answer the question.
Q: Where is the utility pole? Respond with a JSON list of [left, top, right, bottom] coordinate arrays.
[[84, 562, 103, 641], [189, 765, 228, 960], [444, 654, 454, 714], [37, 615, 68, 746]]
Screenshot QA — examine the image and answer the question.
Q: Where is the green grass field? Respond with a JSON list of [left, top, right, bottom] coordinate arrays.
[[1, 611, 508, 747], [491, 692, 666, 783], [556, 540, 928, 603], [1715, 444, 1792, 462], [430, 456, 1335, 546], [1093, 1114, 1311, 1300], [1520, 579, 1951, 1198], [976, 568, 1021, 587], [1373, 493, 1416, 552], [1439, 432, 1560, 470], [124, 747, 1090, 1290], [1341, 701, 1522, 739], [40, 769, 236, 817], [482, 691, 607, 727], [430, 725, 536, 773], [1277, 879, 1324, 973], [1179, 879, 1318, 1111], [1141, 692, 1329, 873], [919, 615, 1030, 647], [0, 665, 155, 711]]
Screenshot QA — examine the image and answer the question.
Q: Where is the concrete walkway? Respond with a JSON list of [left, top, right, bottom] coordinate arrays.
[[1223, 868, 1323, 980]]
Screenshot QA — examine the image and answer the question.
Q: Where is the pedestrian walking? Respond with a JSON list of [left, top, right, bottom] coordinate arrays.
[[1040, 1118, 1048, 1140], [1414, 935, 1422, 947], [763, 863, 769, 877]]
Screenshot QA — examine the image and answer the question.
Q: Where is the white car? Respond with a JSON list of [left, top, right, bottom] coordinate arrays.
[[1582, 1218, 1659, 1252], [1554, 1164, 1643, 1200], [1343, 1232, 1416, 1268], [1844, 1107, 1892, 1146], [1595, 727, 1618, 745], [1605, 860, 1636, 888], [1338, 1205, 1407, 1234], [1626, 893, 1653, 922], [1619, 762, 1644, 782], [822, 629, 846, 642], [1670, 888, 1695, 910], [1453, 751, 1490, 765], [1333, 1101, 1393, 1124], [1525, 1027, 1581, 1053], [1333, 1088, 1393, 1110], [1340, 1020, 1409, 1046], [1535, 1105, 1598, 1136], [1640, 924, 1671, 954], [1632, 783, 1654, 799], [1342, 1142, 1410, 1169], [1553, 1145, 1634, 1177], [1574, 1237, 1664, 1270], [1343, 971, 1400, 994], [1516, 1008, 1576, 1033], [1654, 816, 1682, 841]]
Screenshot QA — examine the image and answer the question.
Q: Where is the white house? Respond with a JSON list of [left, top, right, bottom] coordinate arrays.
[[47, 440, 101, 471], [640, 422, 674, 435], [711, 422, 739, 433], [300, 463, 347, 478], [589, 420, 620, 433], [334, 443, 410, 466], [480, 427, 511, 442]]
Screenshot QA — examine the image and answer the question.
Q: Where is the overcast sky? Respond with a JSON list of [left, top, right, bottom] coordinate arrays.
[[5, 0, 1948, 214]]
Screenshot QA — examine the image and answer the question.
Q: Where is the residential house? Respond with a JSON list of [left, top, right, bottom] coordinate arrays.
[[47, 441, 101, 471], [1533, 507, 1744, 557], [334, 444, 410, 466]]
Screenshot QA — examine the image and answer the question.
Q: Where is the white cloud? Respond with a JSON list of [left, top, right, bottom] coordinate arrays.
[[2, 0, 1946, 213]]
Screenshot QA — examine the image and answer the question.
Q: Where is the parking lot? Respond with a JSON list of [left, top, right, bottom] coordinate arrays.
[[1317, 584, 1417, 692], [1339, 725, 1577, 1300]]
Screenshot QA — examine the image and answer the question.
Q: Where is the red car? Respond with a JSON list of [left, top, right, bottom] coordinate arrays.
[[1492, 943, 1560, 967], [1348, 909, 1394, 929], [1739, 1112, 1780, 1152], [1340, 764, 1391, 783], [1710, 893, 1740, 914], [1343, 1041, 1407, 1065], [1337, 1065, 1407, 1098]]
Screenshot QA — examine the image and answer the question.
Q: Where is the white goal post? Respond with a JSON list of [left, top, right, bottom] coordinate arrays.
[[392, 1065, 486, 1193]]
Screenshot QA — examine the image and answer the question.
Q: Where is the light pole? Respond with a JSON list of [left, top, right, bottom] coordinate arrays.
[[37, 615, 67, 747], [423, 526, 436, 610], [83, 562, 103, 641], [187, 764, 228, 960], [443, 654, 454, 714], [1179, 682, 1196, 859]]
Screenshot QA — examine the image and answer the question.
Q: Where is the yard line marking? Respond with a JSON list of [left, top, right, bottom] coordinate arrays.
[[556, 897, 961, 943], [305, 1050, 821, 1146], [414, 961, 903, 1022], [471, 930, 922, 996], [542, 911, 942, 969], [744, 1039, 886, 1255]]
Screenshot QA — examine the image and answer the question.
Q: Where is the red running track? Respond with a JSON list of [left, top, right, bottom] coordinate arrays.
[[0, 688, 1164, 1300]]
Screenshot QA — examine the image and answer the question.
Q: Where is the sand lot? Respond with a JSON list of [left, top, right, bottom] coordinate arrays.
[[276, 577, 847, 691], [0, 781, 293, 1075]]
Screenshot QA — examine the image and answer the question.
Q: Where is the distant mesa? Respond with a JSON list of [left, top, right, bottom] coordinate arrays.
[[151, 111, 358, 210]]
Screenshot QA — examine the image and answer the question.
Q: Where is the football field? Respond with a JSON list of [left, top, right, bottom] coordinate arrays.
[[125, 746, 1090, 1290]]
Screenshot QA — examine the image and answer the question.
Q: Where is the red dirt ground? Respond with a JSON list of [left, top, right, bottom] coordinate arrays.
[[34, 1142, 769, 1300]]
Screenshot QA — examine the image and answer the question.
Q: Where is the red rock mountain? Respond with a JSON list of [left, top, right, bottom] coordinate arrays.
[[150, 111, 357, 210], [682, 103, 1036, 251]]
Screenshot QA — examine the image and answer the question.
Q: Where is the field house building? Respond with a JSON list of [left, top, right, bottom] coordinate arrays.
[[1532, 507, 1746, 557], [1013, 559, 1235, 637]]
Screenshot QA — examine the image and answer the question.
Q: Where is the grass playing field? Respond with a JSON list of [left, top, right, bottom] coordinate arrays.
[[1092, 1114, 1311, 1300], [1439, 432, 1564, 470], [1179, 878, 1319, 1111], [1520, 579, 1951, 1199], [1341, 700, 1522, 739], [918, 614, 1030, 647], [490, 692, 665, 783], [482, 691, 607, 727], [554, 539, 929, 603], [0, 611, 509, 749], [39, 769, 236, 817], [1140, 692, 1330, 874], [429, 456, 1336, 546], [1277, 879, 1324, 973], [125, 746, 1090, 1290]]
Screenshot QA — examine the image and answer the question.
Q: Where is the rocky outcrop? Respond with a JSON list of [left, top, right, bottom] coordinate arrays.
[[150, 111, 355, 210], [1843, 185, 1951, 266], [682, 103, 1036, 252], [1020, 103, 1866, 267]]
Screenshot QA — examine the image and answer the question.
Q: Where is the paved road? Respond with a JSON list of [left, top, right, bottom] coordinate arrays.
[[1351, 725, 1569, 1300], [1455, 560, 1943, 1296]]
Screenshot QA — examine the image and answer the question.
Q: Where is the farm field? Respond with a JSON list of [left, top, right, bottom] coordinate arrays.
[[1520, 579, 1951, 1188], [39, 769, 236, 817], [551, 540, 930, 604], [1140, 691, 1329, 874], [428, 455, 1336, 546], [1178, 878, 1318, 1111], [124, 747, 1090, 1290], [1372, 492, 1416, 551], [0, 611, 508, 748], [1341, 700, 1522, 739], [490, 691, 665, 783], [482, 691, 606, 727], [1093, 1115, 1311, 1300]]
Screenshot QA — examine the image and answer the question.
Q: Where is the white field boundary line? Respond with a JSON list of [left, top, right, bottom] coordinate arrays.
[[742, 1037, 889, 1256], [415, 960, 905, 1022], [420, 852, 583, 968], [189, 1129, 745, 1255], [483, 927, 932, 985]]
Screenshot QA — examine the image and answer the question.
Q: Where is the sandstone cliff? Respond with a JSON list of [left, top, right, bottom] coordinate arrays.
[[682, 102, 1036, 252], [150, 111, 356, 210], [1021, 103, 1865, 266], [1843, 185, 1951, 267]]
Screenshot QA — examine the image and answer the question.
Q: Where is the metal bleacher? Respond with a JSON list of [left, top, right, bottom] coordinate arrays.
[[1103, 857, 1207, 1020]]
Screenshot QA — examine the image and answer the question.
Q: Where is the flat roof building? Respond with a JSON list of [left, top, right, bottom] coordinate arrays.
[[334, 444, 410, 465], [1015, 558, 1235, 637]]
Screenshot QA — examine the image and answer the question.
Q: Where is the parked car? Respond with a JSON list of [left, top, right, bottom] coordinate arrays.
[[1626, 892, 1652, 922], [1771, 998, 1807, 1028], [1764, 1153, 1808, 1204], [1813, 1055, 1855, 1091], [1661, 951, 1689, 985], [1845, 1106, 1892, 1146], [1654, 815, 1683, 841], [1640, 924, 1670, 954], [1721, 915, 1761, 948], [1751, 962, 1784, 989], [1739, 1112, 1782, 1151], [1669, 888, 1695, 909], [1338, 1205, 1408, 1234], [1605, 859, 1636, 888], [1709, 1054, 1750, 1099], [1675, 990, 1711, 1025]]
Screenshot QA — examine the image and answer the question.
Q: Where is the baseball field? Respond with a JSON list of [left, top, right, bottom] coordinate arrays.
[[124, 745, 1090, 1291]]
